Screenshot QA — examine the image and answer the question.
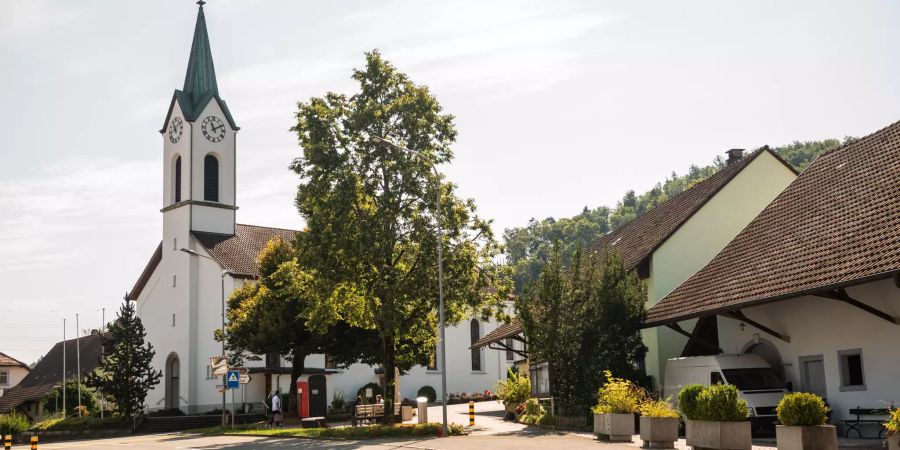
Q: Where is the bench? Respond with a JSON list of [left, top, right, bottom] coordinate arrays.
[[351, 403, 401, 426], [301, 416, 326, 428], [843, 407, 890, 438]]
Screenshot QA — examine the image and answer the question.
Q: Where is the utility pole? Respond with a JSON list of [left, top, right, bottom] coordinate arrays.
[[62, 318, 66, 418], [76, 313, 82, 415], [101, 307, 105, 419]]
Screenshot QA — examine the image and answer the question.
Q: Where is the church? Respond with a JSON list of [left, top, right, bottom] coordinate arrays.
[[127, 2, 515, 417]]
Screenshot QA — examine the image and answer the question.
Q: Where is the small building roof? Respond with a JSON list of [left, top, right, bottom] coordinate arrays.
[[470, 320, 523, 350], [646, 120, 900, 326], [0, 352, 28, 369], [127, 224, 299, 300], [590, 148, 796, 271], [0, 335, 103, 414]]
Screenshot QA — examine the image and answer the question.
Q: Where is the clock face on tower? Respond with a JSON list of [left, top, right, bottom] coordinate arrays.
[[201, 116, 226, 142], [167, 117, 183, 143]]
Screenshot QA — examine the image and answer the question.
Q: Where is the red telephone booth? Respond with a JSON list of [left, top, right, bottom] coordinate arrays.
[[296, 380, 309, 418]]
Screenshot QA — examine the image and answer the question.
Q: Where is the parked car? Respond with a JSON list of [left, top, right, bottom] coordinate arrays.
[[664, 354, 787, 432]]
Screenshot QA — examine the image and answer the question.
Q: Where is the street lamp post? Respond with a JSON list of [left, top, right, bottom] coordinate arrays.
[[370, 136, 448, 435], [180, 247, 230, 428]]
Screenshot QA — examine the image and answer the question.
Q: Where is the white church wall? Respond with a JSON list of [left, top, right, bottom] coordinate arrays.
[[190, 100, 236, 206], [162, 103, 187, 208]]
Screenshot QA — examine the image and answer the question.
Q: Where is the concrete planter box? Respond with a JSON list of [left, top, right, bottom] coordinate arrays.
[[775, 425, 837, 450], [639, 416, 679, 449], [400, 406, 413, 422], [594, 412, 634, 442], [685, 419, 751, 450], [889, 433, 900, 450]]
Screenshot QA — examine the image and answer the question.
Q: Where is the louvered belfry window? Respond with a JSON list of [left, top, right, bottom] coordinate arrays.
[[204, 154, 219, 202], [174, 156, 182, 203]]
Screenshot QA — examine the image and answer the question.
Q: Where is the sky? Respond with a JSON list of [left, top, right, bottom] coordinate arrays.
[[1, 0, 898, 364]]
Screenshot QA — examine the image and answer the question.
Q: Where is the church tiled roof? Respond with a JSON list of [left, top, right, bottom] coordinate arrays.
[[193, 224, 299, 278], [127, 224, 299, 300], [646, 120, 900, 326], [0, 335, 102, 415], [590, 148, 797, 271]]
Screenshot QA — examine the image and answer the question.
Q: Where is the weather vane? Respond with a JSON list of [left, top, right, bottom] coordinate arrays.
[[197, 0, 206, 7]]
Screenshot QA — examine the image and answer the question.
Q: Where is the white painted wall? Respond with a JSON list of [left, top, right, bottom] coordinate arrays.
[[717, 278, 900, 424], [0, 366, 29, 395]]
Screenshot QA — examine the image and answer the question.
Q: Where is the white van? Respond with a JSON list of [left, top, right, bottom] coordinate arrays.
[[664, 354, 787, 429]]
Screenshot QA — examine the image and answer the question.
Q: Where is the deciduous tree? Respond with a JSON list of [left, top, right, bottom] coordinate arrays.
[[289, 50, 511, 422]]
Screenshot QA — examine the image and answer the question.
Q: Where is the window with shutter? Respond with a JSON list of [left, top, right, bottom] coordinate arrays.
[[470, 319, 481, 371], [204, 154, 219, 202], [174, 155, 182, 202]]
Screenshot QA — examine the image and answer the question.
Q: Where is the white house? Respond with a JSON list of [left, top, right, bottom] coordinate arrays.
[[646, 120, 900, 432], [127, 3, 514, 417], [0, 352, 29, 398]]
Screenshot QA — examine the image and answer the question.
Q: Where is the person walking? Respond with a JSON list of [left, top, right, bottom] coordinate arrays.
[[270, 389, 283, 427]]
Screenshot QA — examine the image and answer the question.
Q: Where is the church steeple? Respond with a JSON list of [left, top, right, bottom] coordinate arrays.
[[183, 1, 218, 108]]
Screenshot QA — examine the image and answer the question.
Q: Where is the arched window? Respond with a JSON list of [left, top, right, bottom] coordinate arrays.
[[173, 155, 182, 203], [204, 154, 219, 202], [470, 319, 482, 371]]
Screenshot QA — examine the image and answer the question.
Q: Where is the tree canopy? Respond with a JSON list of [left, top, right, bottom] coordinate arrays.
[[288, 50, 512, 422], [224, 237, 380, 414], [516, 246, 646, 415]]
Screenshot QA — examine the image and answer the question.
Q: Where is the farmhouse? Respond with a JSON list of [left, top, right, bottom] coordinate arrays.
[[646, 120, 900, 429]]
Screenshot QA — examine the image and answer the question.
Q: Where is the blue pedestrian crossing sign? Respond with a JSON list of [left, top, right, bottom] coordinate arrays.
[[226, 370, 240, 389]]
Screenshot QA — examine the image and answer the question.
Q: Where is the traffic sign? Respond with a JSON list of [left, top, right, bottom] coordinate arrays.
[[239, 374, 251, 384], [226, 370, 240, 389]]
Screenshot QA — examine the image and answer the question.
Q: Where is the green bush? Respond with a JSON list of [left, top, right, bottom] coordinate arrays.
[[776, 393, 829, 426], [356, 382, 383, 404], [495, 372, 531, 406], [30, 416, 131, 432], [696, 384, 747, 422], [0, 412, 30, 437], [417, 386, 437, 403], [593, 371, 645, 414], [885, 408, 900, 435], [537, 413, 557, 427], [677, 384, 705, 420], [639, 398, 680, 419]]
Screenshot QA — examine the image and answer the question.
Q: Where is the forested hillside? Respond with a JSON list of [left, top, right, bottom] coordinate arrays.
[[504, 137, 855, 292]]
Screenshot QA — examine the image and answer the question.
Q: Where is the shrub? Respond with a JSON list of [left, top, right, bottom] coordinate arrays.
[[677, 384, 705, 420], [495, 372, 531, 406], [776, 393, 828, 426], [696, 384, 747, 422], [537, 413, 557, 427], [356, 382, 383, 404], [331, 391, 346, 412], [884, 408, 900, 435], [518, 398, 545, 425], [0, 412, 30, 437], [593, 371, 645, 414], [639, 398, 680, 419], [417, 386, 437, 403], [30, 416, 131, 432]]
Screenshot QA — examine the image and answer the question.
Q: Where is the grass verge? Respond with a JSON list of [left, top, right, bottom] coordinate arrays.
[[191, 422, 465, 439]]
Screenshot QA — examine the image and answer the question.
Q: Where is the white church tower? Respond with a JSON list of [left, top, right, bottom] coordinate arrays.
[[160, 0, 238, 243]]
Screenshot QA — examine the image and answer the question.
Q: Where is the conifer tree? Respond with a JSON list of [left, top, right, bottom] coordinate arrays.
[[85, 299, 161, 417]]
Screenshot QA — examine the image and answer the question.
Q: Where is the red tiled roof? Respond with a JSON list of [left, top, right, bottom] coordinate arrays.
[[646, 120, 900, 326], [127, 224, 300, 300], [193, 224, 299, 277], [0, 352, 28, 369], [591, 148, 796, 270]]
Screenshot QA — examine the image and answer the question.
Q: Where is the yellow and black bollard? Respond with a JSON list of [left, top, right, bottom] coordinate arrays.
[[30, 435, 38, 450], [468, 401, 475, 427], [4, 434, 11, 450]]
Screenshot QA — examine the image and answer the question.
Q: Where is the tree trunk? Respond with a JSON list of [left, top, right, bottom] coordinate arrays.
[[383, 335, 396, 425], [288, 352, 307, 418]]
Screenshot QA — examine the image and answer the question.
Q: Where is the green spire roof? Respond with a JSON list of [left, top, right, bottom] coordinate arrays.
[[183, 1, 218, 107]]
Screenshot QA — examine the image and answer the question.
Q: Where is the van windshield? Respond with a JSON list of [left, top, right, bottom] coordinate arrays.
[[721, 368, 784, 391]]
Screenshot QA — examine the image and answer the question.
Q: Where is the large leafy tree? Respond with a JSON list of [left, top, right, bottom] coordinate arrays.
[[517, 246, 646, 415], [289, 50, 511, 422], [84, 300, 161, 417], [224, 237, 380, 415]]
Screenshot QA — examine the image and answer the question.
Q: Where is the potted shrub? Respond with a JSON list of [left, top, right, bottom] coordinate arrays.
[[495, 372, 531, 419], [775, 392, 836, 450], [884, 408, 900, 450], [679, 383, 751, 450], [593, 371, 644, 442], [639, 398, 680, 449]]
